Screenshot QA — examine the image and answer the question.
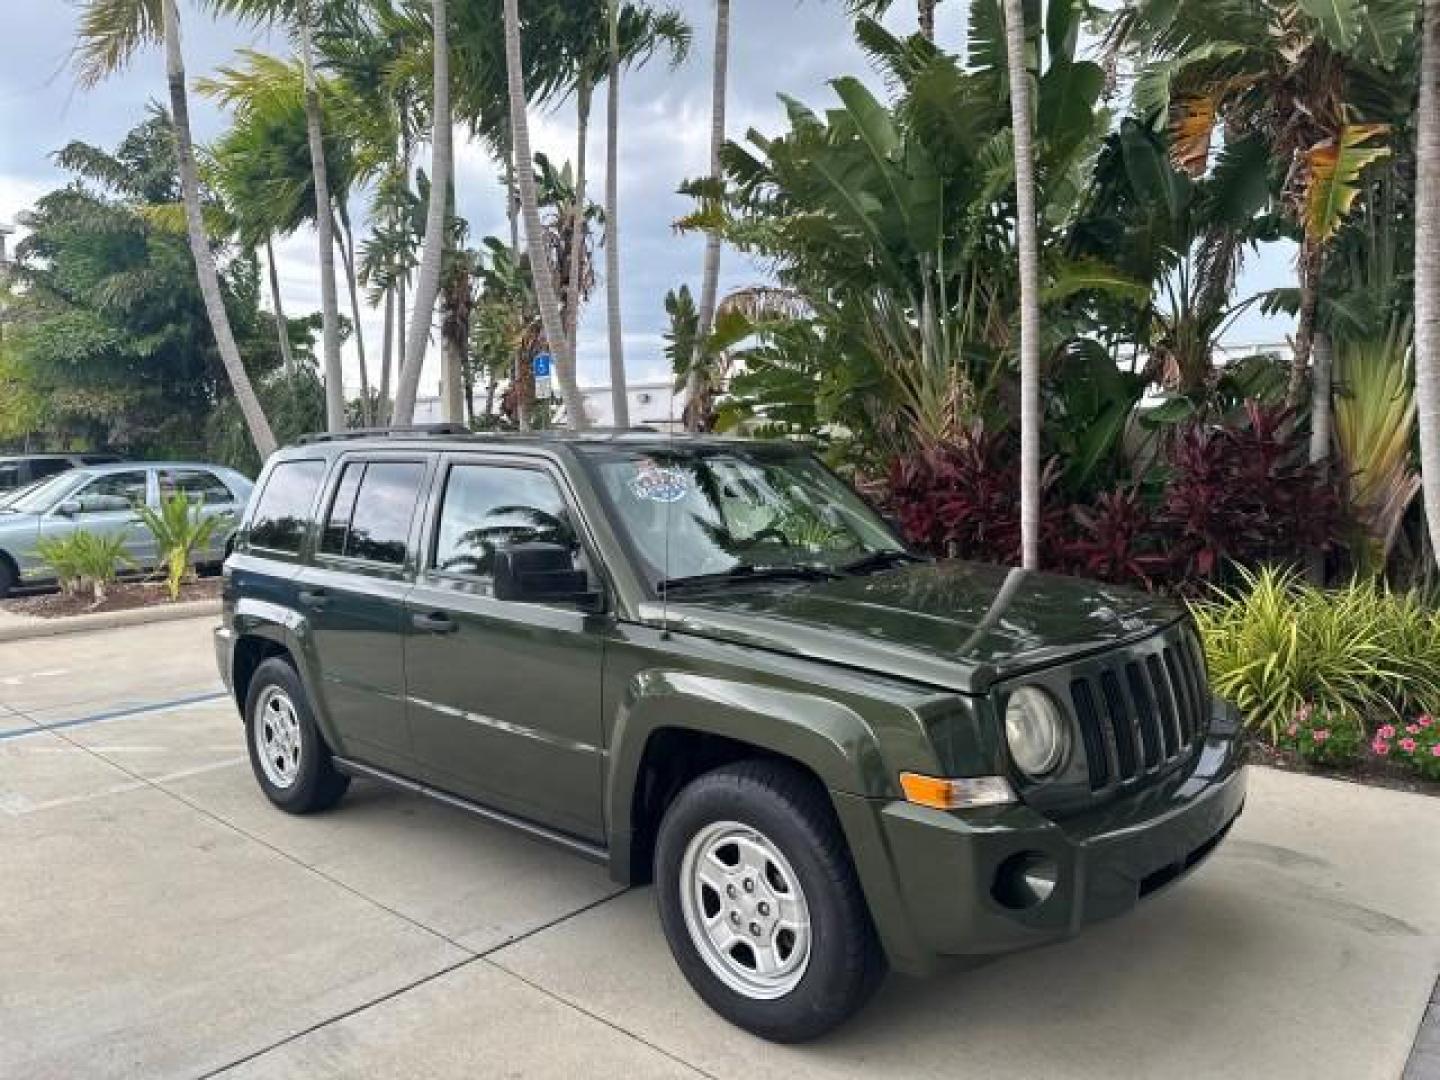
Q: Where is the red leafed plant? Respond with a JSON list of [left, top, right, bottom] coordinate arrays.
[[1154, 402, 1342, 587], [883, 403, 1344, 594], [887, 428, 1067, 566]]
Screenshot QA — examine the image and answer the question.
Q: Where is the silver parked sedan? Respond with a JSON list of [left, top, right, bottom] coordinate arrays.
[[0, 462, 254, 597]]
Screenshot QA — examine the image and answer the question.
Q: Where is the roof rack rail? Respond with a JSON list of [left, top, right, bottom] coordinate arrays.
[[295, 424, 472, 445]]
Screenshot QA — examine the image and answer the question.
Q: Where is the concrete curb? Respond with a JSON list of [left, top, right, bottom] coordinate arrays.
[[0, 600, 221, 643]]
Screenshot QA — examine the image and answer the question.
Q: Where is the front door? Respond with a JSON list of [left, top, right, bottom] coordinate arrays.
[[404, 456, 606, 842], [298, 455, 430, 773], [38, 468, 157, 571]]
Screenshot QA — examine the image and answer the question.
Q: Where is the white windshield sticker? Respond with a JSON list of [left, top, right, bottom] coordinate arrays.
[[631, 463, 690, 504]]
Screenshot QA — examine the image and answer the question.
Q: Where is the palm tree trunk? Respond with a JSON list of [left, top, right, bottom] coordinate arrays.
[[300, 15, 345, 433], [162, 0, 276, 459], [1003, 0, 1041, 570], [1288, 238, 1324, 407], [264, 235, 295, 373], [918, 0, 937, 41], [686, 0, 730, 432], [503, 0, 590, 429], [379, 285, 394, 424], [334, 205, 372, 426], [441, 148, 465, 424], [564, 76, 592, 372], [1307, 329, 1334, 582], [1417, 0, 1440, 568], [392, 0, 452, 426], [605, 0, 630, 429]]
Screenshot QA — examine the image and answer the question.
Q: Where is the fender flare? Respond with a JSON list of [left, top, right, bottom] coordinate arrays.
[[231, 599, 345, 754]]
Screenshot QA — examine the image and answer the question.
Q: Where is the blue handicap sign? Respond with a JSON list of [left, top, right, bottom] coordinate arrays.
[[532, 353, 553, 378]]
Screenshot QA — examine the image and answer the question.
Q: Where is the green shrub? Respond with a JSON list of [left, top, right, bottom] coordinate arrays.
[[1278, 703, 1364, 768], [1373, 716, 1440, 780], [34, 534, 86, 597], [1189, 566, 1440, 741], [137, 493, 221, 601], [36, 530, 133, 604]]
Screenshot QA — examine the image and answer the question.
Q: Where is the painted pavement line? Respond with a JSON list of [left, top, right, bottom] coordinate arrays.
[[0, 689, 229, 741]]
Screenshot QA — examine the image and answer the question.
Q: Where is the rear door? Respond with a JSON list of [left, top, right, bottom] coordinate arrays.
[[403, 454, 607, 841], [157, 467, 245, 563], [296, 454, 431, 773]]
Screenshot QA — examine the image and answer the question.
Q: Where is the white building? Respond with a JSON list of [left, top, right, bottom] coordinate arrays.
[[410, 380, 688, 431]]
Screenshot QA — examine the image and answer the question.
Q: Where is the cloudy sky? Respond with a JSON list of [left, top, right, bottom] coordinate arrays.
[[0, 1, 1292, 399]]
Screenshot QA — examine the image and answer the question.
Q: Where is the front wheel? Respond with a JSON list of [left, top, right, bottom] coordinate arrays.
[[655, 760, 886, 1042]]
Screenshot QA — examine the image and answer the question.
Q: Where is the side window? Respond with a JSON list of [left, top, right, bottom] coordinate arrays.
[[249, 460, 325, 554], [31, 460, 73, 480], [75, 471, 148, 514], [159, 469, 235, 505], [433, 465, 577, 584], [320, 461, 425, 566]]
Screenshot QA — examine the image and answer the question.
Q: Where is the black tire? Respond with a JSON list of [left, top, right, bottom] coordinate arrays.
[[0, 556, 14, 600], [244, 657, 350, 814], [655, 759, 886, 1042]]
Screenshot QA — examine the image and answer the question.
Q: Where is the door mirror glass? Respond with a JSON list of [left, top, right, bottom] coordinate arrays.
[[493, 542, 597, 607]]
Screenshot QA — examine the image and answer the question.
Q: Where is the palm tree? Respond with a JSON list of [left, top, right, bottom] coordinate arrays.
[[75, 0, 277, 458], [558, 3, 689, 428], [392, 0, 453, 426], [605, 0, 629, 428], [1418, 0, 1440, 566], [847, 0, 942, 42], [503, 0, 590, 429], [1002, 0, 1041, 570], [686, 0, 730, 431]]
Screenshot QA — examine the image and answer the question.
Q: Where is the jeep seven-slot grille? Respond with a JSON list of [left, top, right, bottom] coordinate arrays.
[[1069, 631, 1209, 791]]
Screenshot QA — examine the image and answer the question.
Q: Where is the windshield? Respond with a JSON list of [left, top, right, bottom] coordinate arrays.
[[583, 445, 906, 592], [3, 472, 86, 514]]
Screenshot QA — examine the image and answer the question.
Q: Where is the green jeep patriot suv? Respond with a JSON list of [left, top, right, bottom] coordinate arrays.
[[215, 427, 1246, 1042]]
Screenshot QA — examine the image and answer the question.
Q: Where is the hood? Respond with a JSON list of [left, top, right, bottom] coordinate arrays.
[[643, 560, 1184, 694]]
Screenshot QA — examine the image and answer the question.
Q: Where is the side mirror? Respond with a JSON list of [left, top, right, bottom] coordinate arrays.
[[55, 500, 81, 517], [493, 542, 600, 609]]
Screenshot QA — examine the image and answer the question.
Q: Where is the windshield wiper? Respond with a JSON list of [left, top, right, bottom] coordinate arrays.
[[839, 549, 926, 576], [656, 564, 841, 595]]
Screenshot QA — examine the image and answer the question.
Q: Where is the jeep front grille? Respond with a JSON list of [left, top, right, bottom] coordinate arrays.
[[1068, 629, 1209, 792]]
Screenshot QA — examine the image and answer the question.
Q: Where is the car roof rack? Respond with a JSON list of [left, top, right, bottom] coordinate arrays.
[[295, 424, 473, 445]]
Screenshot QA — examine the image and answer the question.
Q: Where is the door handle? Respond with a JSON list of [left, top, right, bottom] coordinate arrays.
[[412, 611, 458, 634], [298, 588, 329, 611]]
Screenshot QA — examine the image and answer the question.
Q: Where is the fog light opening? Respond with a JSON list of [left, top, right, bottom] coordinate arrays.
[[992, 851, 1060, 911]]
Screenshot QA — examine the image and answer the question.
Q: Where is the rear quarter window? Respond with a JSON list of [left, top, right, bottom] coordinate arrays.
[[247, 460, 326, 555]]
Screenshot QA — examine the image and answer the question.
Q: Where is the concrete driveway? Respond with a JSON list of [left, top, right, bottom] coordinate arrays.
[[2, 617, 1437, 1079]]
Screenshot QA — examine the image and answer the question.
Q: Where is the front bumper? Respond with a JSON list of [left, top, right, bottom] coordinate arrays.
[[838, 701, 1247, 975]]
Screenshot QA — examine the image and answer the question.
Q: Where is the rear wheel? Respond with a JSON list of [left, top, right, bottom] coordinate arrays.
[[655, 760, 886, 1042], [244, 658, 349, 814]]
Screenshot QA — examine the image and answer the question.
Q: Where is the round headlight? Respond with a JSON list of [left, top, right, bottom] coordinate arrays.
[[1005, 687, 1069, 778]]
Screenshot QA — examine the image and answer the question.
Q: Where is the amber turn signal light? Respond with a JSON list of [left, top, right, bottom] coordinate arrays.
[[899, 772, 1016, 810]]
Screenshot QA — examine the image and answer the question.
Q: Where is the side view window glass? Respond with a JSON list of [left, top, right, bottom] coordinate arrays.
[[433, 465, 577, 584], [160, 469, 234, 505], [76, 471, 148, 514], [320, 461, 424, 566], [249, 460, 325, 554]]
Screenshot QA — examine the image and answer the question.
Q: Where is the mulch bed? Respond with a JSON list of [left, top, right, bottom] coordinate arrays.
[[1, 577, 221, 619], [1247, 735, 1440, 798]]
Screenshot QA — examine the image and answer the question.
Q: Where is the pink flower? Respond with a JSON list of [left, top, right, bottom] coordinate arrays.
[[1372, 738, 1392, 756], [1407, 724, 1421, 735], [1421, 716, 1434, 730], [1296, 703, 1314, 723], [1378, 724, 1397, 740], [1313, 729, 1330, 744], [1400, 738, 1418, 753], [1432, 744, 1440, 758], [1287, 722, 1300, 738]]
